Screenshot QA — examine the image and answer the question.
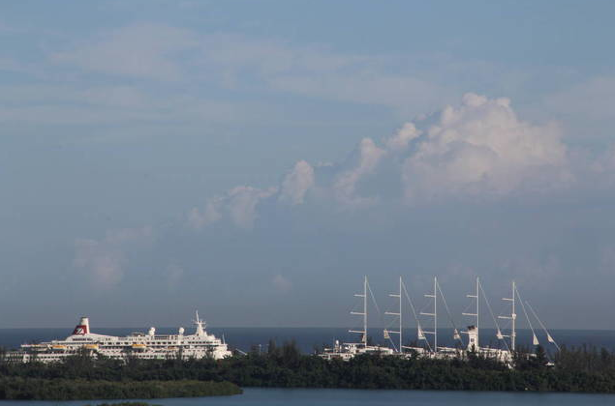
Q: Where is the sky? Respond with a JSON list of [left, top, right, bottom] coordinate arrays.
[[1, 0, 615, 330]]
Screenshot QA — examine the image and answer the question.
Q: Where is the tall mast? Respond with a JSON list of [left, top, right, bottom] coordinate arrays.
[[349, 276, 368, 347], [385, 277, 403, 352], [477, 278, 480, 338], [499, 280, 517, 351], [463, 277, 480, 348], [434, 276, 438, 352], [398, 277, 402, 351], [363, 276, 368, 347], [512, 280, 516, 351], [421, 276, 438, 352]]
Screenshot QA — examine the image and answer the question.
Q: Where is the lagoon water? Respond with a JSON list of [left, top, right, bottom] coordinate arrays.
[[0, 388, 614, 406]]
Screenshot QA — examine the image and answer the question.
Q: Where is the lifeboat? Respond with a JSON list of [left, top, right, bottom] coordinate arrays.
[[84, 344, 99, 350]]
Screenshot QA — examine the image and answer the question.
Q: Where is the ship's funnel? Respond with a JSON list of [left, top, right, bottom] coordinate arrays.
[[72, 316, 90, 335], [466, 325, 479, 351]]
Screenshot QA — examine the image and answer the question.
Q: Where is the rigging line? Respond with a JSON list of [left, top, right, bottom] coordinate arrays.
[[436, 280, 465, 346], [386, 336, 398, 352], [478, 282, 510, 352], [515, 286, 538, 343], [526, 301, 561, 352], [366, 279, 382, 316], [401, 281, 432, 353], [366, 279, 388, 337], [401, 280, 422, 325]]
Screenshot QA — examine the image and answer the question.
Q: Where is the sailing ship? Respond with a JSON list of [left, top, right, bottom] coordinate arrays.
[[320, 276, 559, 364], [319, 276, 395, 360]]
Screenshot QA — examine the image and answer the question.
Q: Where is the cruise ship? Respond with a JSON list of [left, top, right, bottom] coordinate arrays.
[[10, 312, 232, 363]]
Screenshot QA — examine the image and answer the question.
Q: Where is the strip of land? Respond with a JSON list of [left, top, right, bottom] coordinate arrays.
[[1, 342, 615, 399]]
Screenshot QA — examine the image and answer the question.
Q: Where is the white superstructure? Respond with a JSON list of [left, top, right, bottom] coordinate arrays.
[[11, 311, 232, 363]]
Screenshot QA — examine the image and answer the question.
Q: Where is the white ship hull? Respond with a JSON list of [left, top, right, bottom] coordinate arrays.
[[10, 312, 232, 363]]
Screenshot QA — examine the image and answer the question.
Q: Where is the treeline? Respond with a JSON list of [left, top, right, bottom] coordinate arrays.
[[1, 342, 615, 394], [0, 378, 240, 401]]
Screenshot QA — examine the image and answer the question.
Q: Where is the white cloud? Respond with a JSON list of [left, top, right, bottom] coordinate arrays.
[[279, 160, 315, 205], [46, 23, 456, 116], [402, 93, 570, 202], [73, 227, 153, 288], [188, 200, 222, 229], [190, 186, 277, 230], [386, 122, 422, 151], [189, 93, 583, 227], [333, 138, 386, 207]]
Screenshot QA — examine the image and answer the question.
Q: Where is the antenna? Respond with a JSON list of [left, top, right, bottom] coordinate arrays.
[[193, 310, 206, 336]]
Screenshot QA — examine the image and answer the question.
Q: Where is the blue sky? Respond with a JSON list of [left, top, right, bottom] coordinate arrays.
[[1, 1, 615, 330]]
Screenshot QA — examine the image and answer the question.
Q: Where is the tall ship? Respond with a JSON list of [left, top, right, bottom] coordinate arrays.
[[320, 276, 395, 360], [10, 311, 232, 363], [320, 276, 559, 364]]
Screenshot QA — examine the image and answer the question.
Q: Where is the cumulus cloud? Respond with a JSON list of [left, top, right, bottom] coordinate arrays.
[[402, 93, 569, 202], [73, 227, 153, 288], [188, 93, 585, 229], [279, 160, 315, 205], [189, 186, 277, 230], [386, 122, 422, 151], [333, 138, 386, 207]]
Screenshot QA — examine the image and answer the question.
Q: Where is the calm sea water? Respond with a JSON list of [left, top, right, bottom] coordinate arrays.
[[0, 388, 614, 406], [1, 327, 614, 353]]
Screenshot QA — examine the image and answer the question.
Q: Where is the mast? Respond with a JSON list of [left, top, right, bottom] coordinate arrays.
[[434, 277, 438, 352], [499, 280, 517, 351], [462, 277, 480, 349], [349, 276, 368, 347], [512, 280, 516, 351], [385, 276, 403, 352], [398, 277, 402, 351], [364, 276, 368, 347], [420, 276, 438, 352]]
